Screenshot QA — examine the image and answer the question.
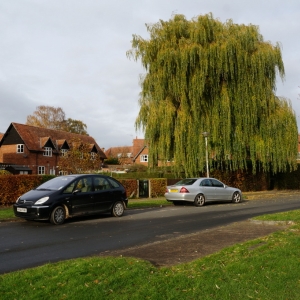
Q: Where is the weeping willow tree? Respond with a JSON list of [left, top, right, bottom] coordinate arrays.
[[127, 13, 298, 176]]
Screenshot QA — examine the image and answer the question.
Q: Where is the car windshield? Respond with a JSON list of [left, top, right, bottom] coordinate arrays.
[[174, 179, 197, 185], [36, 176, 76, 191]]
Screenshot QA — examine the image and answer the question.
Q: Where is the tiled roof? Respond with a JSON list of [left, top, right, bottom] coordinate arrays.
[[105, 146, 133, 157], [4, 123, 106, 159]]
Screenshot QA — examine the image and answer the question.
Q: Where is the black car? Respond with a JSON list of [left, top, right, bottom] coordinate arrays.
[[13, 174, 128, 225]]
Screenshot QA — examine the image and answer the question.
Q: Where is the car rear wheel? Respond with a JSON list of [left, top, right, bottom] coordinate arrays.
[[111, 201, 125, 217], [194, 194, 205, 207], [50, 206, 65, 225], [232, 192, 242, 203]]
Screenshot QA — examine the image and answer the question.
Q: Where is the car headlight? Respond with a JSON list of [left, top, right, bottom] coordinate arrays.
[[35, 197, 49, 205]]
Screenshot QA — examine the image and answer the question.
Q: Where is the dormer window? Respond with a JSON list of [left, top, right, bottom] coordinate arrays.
[[61, 149, 68, 157], [43, 147, 52, 157], [117, 153, 122, 158], [17, 144, 24, 153]]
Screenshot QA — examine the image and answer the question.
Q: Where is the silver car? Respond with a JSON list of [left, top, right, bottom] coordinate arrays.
[[165, 178, 242, 206]]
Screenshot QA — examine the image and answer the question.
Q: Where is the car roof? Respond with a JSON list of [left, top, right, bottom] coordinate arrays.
[[58, 174, 111, 179]]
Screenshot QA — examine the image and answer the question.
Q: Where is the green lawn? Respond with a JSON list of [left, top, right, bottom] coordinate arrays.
[[1, 204, 300, 299], [0, 206, 15, 219]]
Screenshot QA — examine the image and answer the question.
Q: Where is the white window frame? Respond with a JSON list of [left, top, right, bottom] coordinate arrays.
[[90, 152, 96, 160], [59, 170, 68, 175], [61, 149, 68, 157], [38, 166, 45, 175], [49, 168, 56, 175], [43, 147, 52, 157], [17, 144, 24, 153], [140, 155, 148, 162], [127, 153, 132, 158]]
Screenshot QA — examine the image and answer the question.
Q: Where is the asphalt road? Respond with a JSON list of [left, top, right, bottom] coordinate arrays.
[[1, 196, 300, 274]]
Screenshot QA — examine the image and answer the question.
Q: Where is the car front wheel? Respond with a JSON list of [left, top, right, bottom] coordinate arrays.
[[111, 201, 125, 217], [50, 206, 65, 225], [232, 192, 242, 203], [194, 194, 205, 207]]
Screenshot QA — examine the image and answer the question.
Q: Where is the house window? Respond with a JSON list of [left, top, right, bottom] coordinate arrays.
[[127, 153, 132, 158], [38, 166, 45, 175], [59, 170, 68, 175], [117, 153, 122, 158], [91, 152, 96, 160], [50, 168, 56, 175], [17, 144, 24, 153], [61, 149, 68, 157], [140, 155, 148, 162], [43, 147, 52, 157]]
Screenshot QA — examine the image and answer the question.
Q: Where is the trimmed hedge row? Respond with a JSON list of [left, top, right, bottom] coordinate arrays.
[[0, 175, 167, 206], [0, 175, 55, 206], [1, 167, 300, 206]]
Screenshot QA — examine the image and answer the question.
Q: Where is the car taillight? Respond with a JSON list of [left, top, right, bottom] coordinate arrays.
[[180, 187, 189, 193]]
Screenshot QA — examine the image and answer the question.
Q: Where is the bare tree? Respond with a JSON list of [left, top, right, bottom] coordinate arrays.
[[26, 106, 89, 135], [26, 105, 66, 130]]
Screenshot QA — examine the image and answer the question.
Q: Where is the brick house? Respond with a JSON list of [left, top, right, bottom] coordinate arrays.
[[0, 123, 106, 175], [105, 138, 149, 167]]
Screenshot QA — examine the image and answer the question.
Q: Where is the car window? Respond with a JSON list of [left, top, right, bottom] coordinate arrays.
[[63, 181, 76, 194], [74, 177, 92, 193], [107, 177, 121, 188], [211, 179, 224, 188], [200, 179, 212, 187], [175, 179, 197, 185], [36, 176, 76, 191], [93, 176, 111, 191]]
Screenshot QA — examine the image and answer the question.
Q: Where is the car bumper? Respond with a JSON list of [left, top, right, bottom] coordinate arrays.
[[164, 193, 194, 202], [13, 204, 51, 220]]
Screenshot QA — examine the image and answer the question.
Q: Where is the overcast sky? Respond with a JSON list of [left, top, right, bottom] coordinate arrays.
[[1, 1, 299, 149]]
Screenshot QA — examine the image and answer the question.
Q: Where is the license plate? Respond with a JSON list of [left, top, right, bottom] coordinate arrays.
[[17, 207, 27, 213], [170, 189, 178, 193]]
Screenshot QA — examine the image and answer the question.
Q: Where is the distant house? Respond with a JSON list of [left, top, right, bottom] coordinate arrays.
[[0, 123, 106, 175], [105, 138, 149, 167]]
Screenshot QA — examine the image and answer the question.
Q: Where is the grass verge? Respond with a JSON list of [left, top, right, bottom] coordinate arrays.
[[0, 206, 15, 219], [1, 209, 300, 299]]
